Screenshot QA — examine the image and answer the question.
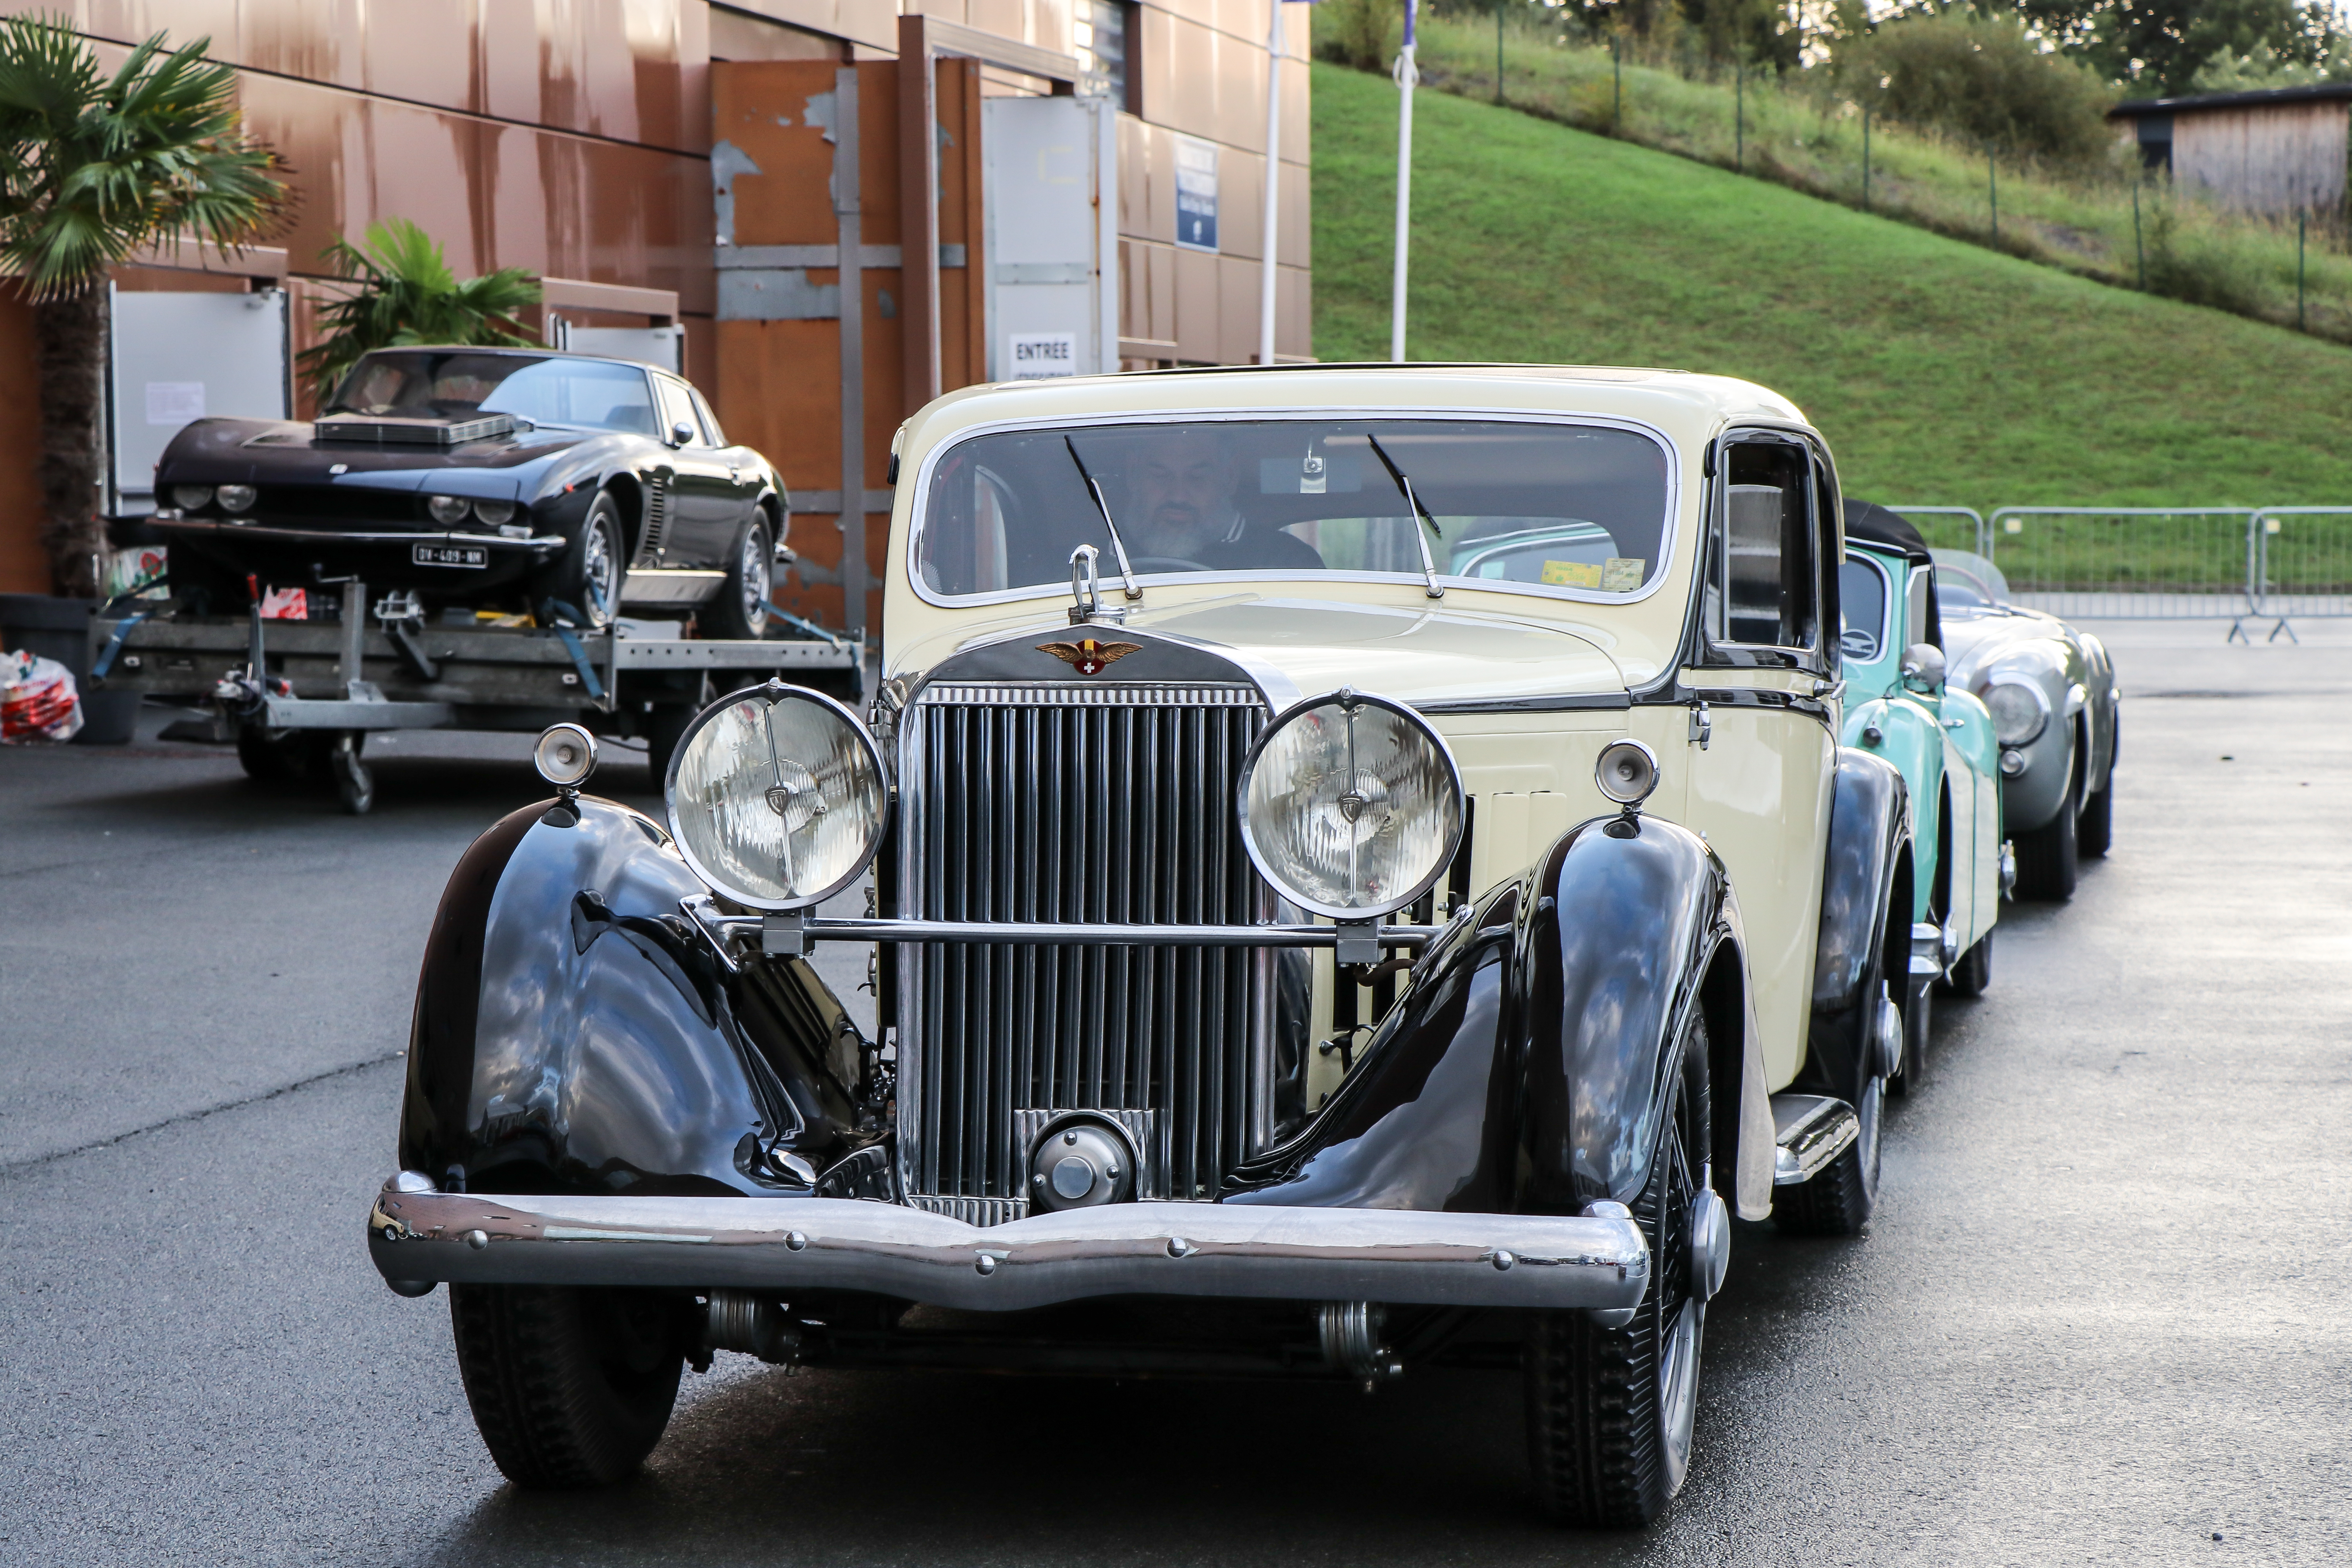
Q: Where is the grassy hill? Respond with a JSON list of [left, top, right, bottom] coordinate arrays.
[[1311, 62, 2352, 508]]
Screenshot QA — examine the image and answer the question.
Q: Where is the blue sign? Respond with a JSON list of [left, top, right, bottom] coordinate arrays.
[[1175, 136, 1219, 253]]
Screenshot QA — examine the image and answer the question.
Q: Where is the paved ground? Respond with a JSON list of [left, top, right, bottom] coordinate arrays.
[[2, 622, 2346, 1566]]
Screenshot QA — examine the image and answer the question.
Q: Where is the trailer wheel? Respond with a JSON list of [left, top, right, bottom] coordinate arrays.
[[236, 725, 327, 785], [328, 731, 375, 815]]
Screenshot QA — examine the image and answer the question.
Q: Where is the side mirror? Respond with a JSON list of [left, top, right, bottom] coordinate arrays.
[[669, 419, 696, 447], [1900, 642, 1946, 693]]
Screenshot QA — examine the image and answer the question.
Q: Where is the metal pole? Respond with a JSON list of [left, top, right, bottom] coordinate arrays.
[[1390, 2, 1419, 363], [2298, 208, 2307, 332], [1495, 0, 1504, 103], [1862, 105, 1870, 212], [2132, 181, 2145, 288], [1612, 34, 1621, 132], [1988, 142, 1998, 245], [1735, 64, 1743, 171], [1258, 0, 1287, 368]]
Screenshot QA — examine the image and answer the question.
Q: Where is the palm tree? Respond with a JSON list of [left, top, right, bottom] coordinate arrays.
[[0, 17, 287, 596], [300, 218, 541, 405]]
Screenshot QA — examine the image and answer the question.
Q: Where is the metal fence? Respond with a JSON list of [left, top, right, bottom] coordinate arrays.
[[1879, 504, 2350, 637]]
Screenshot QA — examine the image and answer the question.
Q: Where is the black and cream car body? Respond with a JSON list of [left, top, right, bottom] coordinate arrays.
[[150, 347, 788, 639], [370, 367, 1918, 1526]]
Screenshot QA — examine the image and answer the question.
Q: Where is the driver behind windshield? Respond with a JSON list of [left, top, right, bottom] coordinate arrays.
[[1117, 428, 1323, 571]]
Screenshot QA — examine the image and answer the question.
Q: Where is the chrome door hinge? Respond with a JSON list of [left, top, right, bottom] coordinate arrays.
[[1688, 701, 1711, 750]]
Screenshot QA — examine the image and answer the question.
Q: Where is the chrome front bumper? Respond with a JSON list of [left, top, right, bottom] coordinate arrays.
[[367, 1185, 1651, 1314]]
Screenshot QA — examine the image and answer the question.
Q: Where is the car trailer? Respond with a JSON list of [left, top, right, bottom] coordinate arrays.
[[85, 580, 860, 814]]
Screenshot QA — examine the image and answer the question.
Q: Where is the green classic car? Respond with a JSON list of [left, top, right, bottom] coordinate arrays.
[[1840, 503, 2008, 1087]]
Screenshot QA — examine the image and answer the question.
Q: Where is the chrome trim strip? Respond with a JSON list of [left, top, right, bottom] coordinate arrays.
[[368, 1190, 1652, 1313], [1417, 691, 1633, 714], [1769, 1093, 1860, 1186], [713, 913, 1441, 949], [145, 518, 563, 550], [917, 681, 1263, 708], [902, 407, 1684, 615]]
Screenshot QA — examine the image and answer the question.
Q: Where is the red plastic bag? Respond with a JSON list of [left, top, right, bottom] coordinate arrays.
[[2, 650, 85, 743]]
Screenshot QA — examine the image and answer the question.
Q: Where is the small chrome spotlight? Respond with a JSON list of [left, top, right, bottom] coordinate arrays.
[[534, 722, 599, 795], [1595, 739, 1661, 810]]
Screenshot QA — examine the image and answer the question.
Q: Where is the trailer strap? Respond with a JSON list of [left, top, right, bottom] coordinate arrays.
[[89, 612, 153, 682], [537, 601, 606, 702], [763, 600, 849, 649]]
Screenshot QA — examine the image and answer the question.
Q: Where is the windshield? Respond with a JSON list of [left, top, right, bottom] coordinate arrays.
[[1838, 557, 1889, 661], [327, 352, 658, 434], [1930, 548, 2011, 609], [914, 418, 1673, 601]]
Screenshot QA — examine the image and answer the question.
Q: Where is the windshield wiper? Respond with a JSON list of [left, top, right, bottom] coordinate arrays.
[[1063, 436, 1142, 602], [1363, 433, 1445, 600]]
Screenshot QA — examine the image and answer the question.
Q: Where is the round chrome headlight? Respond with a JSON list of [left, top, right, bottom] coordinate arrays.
[[426, 494, 471, 526], [1237, 689, 1464, 920], [170, 484, 214, 512], [1981, 677, 2049, 747], [472, 498, 517, 526], [533, 722, 598, 788], [1595, 739, 1660, 807], [215, 483, 257, 514], [666, 682, 888, 912]]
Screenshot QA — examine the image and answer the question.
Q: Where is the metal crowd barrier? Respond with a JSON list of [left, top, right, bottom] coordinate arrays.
[[1879, 506, 1989, 557], [2249, 507, 2352, 641]]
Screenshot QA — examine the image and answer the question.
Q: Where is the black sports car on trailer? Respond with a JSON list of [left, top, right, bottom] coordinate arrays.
[[149, 347, 789, 637]]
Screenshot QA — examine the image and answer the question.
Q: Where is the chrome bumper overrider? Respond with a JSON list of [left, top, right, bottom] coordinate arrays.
[[367, 1187, 1651, 1313]]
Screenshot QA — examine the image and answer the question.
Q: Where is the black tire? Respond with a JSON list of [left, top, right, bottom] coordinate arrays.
[[701, 515, 772, 641], [2076, 775, 2113, 860], [1945, 927, 1993, 998], [1526, 1012, 1710, 1528], [2013, 748, 2080, 902], [449, 1284, 692, 1490], [1889, 978, 1931, 1097], [539, 492, 626, 630], [235, 725, 327, 785], [328, 731, 374, 815], [643, 702, 696, 787], [1775, 986, 1884, 1236]]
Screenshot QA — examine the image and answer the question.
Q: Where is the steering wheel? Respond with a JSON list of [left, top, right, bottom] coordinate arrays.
[[1125, 555, 1211, 573]]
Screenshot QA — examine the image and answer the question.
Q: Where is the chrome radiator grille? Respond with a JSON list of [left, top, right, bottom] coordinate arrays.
[[899, 682, 1271, 1216]]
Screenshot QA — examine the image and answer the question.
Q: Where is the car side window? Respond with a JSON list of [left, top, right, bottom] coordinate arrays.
[[1909, 565, 1938, 652], [689, 388, 727, 447], [1706, 439, 1817, 654], [654, 377, 705, 446]]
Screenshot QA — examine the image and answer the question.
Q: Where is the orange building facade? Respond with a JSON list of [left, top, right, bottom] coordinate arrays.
[[0, 0, 1313, 637]]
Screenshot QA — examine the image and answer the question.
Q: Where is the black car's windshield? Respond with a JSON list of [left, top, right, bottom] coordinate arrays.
[[327, 352, 658, 434], [915, 418, 1673, 599]]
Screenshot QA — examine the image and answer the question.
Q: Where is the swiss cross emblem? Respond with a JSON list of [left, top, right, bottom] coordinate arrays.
[[1036, 638, 1140, 677]]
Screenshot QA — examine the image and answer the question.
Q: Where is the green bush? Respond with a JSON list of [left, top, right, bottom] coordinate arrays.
[[1316, 0, 1401, 72], [1844, 13, 2116, 164]]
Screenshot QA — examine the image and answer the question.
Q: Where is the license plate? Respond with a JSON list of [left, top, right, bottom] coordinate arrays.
[[413, 543, 488, 568]]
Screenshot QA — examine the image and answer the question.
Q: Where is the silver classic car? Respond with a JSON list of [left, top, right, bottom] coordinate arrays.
[[369, 367, 1927, 1527]]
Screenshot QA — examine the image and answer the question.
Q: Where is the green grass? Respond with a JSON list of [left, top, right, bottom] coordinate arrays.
[[1377, 16, 2352, 346], [1312, 61, 2352, 510]]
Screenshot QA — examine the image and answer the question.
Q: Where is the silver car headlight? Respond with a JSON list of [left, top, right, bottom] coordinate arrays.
[[1981, 677, 2050, 747], [666, 682, 888, 912], [1237, 689, 1464, 920]]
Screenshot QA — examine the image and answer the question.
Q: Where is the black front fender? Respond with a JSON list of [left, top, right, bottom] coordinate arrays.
[[1801, 747, 1912, 1098], [1223, 813, 1745, 1218], [400, 797, 871, 1196]]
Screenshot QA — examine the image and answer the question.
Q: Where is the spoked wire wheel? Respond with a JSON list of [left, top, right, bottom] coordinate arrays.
[[1526, 1012, 1711, 1526]]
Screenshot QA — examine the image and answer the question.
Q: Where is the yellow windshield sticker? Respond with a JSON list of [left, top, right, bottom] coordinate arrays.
[[1541, 560, 1602, 587]]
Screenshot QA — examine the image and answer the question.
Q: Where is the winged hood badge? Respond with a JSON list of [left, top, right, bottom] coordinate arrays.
[[1037, 638, 1140, 677]]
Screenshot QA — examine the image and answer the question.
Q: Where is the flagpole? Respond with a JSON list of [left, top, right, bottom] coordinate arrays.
[[1390, 0, 1419, 361], [1258, 0, 1288, 367]]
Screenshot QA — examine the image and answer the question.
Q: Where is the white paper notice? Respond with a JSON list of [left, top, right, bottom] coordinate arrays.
[[1009, 333, 1078, 379], [146, 381, 205, 425]]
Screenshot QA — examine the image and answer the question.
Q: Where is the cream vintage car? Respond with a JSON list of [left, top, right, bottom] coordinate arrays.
[[367, 366, 1920, 1528]]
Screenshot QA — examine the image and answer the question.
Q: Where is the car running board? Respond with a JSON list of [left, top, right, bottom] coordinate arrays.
[[1770, 1094, 1859, 1186]]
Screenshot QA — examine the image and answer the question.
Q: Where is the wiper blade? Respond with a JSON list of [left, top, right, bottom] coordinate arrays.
[[1363, 433, 1445, 600], [1064, 436, 1142, 602]]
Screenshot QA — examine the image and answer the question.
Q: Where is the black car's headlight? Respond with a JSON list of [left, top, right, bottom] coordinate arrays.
[[666, 683, 889, 912], [1238, 689, 1464, 920], [472, 498, 517, 527], [171, 484, 214, 512], [216, 484, 256, 514], [1981, 677, 2050, 747], [426, 495, 470, 526]]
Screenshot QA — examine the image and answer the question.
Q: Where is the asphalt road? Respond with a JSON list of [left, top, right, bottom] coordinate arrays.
[[3, 621, 2347, 1566]]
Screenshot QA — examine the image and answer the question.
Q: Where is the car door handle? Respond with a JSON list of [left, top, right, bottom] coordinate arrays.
[[1941, 717, 1966, 729]]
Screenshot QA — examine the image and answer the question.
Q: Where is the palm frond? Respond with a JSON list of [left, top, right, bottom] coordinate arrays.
[[298, 218, 544, 400]]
